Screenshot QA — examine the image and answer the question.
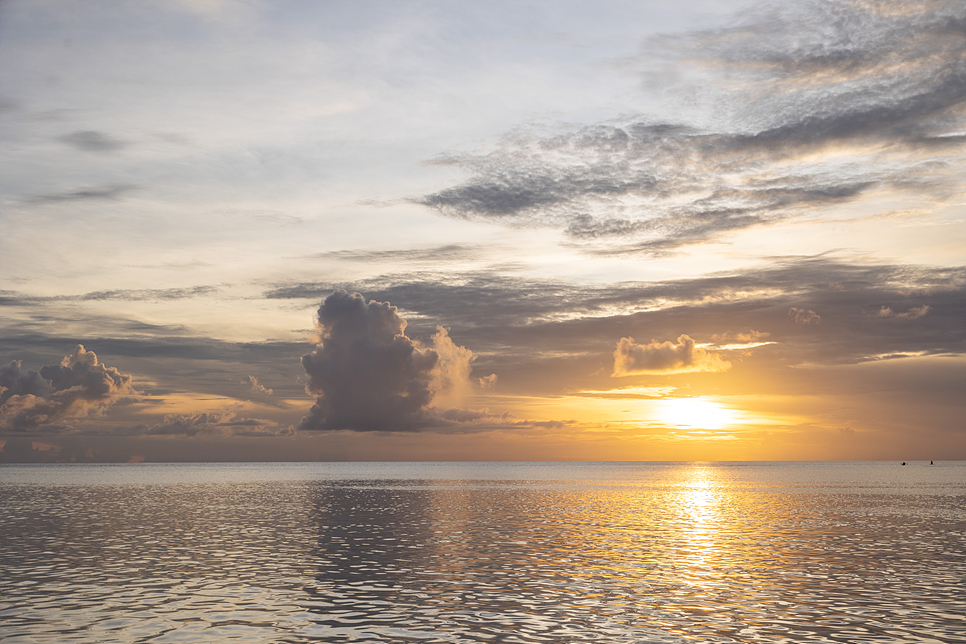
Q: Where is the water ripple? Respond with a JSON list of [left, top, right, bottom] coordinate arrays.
[[0, 462, 963, 643]]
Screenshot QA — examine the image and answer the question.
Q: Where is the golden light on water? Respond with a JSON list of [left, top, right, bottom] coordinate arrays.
[[681, 467, 719, 545], [676, 466, 725, 591], [659, 398, 736, 430]]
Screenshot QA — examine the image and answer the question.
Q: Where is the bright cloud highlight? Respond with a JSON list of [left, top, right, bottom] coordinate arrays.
[[613, 335, 731, 376]]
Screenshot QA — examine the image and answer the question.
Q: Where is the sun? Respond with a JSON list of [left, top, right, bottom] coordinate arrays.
[[659, 398, 736, 430]]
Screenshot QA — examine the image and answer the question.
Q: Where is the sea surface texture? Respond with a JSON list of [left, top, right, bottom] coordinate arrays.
[[1, 461, 963, 643]]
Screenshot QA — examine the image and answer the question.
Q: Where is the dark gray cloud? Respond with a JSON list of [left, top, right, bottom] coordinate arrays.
[[28, 184, 138, 204], [59, 130, 127, 153], [146, 411, 292, 437], [416, 0, 965, 251], [299, 290, 490, 432], [0, 286, 218, 306], [0, 345, 137, 430], [75, 286, 218, 301], [300, 290, 439, 431], [267, 256, 965, 380], [0, 360, 52, 401]]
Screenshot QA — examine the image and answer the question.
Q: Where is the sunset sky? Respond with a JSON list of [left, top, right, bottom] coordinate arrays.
[[1, 0, 963, 462]]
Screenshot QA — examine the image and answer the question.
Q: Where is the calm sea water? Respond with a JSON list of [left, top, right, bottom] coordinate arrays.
[[1, 461, 963, 643]]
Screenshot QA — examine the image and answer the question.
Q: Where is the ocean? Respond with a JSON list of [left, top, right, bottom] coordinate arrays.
[[1, 461, 963, 643]]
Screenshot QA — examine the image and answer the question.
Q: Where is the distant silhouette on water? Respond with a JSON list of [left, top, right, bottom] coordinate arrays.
[[901, 462, 906, 466]]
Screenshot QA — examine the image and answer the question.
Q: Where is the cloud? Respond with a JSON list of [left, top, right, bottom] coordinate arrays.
[[301, 244, 483, 265], [299, 290, 438, 431], [429, 326, 477, 409], [478, 373, 498, 388], [59, 130, 127, 153], [243, 374, 288, 407], [299, 290, 489, 432], [3, 257, 961, 429], [415, 0, 965, 252], [878, 305, 931, 319], [27, 184, 138, 204], [613, 334, 731, 376], [261, 256, 964, 371], [147, 411, 292, 437], [788, 307, 821, 325], [248, 375, 273, 396], [0, 360, 52, 400], [147, 412, 232, 436], [0, 345, 137, 430], [712, 330, 771, 342], [0, 286, 218, 306], [572, 385, 676, 400]]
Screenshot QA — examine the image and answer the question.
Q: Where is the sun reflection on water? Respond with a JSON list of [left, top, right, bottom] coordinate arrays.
[[676, 466, 724, 588]]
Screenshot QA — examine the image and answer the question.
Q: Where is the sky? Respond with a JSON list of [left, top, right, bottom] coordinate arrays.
[[1, 0, 963, 462]]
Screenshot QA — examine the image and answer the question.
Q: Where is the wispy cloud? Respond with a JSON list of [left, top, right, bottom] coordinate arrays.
[[416, 0, 965, 252], [26, 184, 139, 204], [0, 286, 219, 306], [299, 244, 484, 264], [59, 130, 128, 153]]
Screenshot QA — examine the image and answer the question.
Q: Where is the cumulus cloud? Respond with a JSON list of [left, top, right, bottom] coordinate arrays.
[[613, 335, 731, 376], [789, 307, 821, 325], [0, 345, 137, 430], [0, 361, 52, 400], [299, 290, 491, 431], [429, 327, 476, 408], [416, 0, 965, 253]]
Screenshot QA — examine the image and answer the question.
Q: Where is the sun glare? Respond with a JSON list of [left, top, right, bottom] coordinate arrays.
[[659, 398, 735, 430]]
